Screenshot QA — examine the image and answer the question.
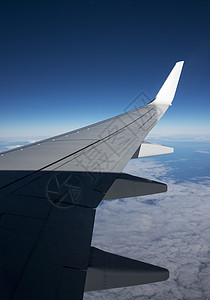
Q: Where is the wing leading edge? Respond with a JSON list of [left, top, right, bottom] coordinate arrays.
[[0, 62, 184, 299]]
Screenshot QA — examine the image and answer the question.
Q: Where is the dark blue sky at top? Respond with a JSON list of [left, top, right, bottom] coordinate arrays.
[[0, 0, 210, 138]]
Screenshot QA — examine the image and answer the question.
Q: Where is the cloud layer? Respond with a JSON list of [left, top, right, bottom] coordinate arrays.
[[84, 158, 210, 299]]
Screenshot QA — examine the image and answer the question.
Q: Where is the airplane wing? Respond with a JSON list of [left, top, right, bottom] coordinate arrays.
[[0, 61, 184, 299]]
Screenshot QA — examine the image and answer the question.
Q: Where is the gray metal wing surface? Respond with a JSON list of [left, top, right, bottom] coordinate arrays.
[[0, 62, 184, 299]]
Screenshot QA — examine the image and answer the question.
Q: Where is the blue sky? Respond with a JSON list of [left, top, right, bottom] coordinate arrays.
[[0, 0, 210, 139]]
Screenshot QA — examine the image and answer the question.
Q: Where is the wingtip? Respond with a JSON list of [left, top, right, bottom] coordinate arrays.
[[176, 60, 184, 66], [152, 61, 184, 106]]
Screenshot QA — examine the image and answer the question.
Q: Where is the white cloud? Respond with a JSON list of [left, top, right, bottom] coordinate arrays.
[[28, 140, 38, 144], [4, 144, 23, 150], [0, 139, 39, 153], [196, 149, 210, 154], [84, 159, 210, 300], [146, 134, 210, 143]]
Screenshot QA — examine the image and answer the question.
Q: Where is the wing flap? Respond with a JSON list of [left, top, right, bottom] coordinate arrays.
[[56, 267, 86, 300], [0, 201, 95, 299], [85, 247, 169, 291], [0, 214, 43, 299]]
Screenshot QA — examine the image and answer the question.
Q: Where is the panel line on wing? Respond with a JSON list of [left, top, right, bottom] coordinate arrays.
[[43, 107, 157, 172]]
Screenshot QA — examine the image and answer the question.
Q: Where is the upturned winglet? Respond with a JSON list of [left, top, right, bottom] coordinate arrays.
[[153, 61, 184, 106]]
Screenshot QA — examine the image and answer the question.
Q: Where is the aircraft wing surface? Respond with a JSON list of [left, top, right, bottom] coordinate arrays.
[[0, 61, 184, 299]]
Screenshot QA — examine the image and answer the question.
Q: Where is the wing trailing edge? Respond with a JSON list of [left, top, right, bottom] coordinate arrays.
[[85, 247, 169, 292]]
